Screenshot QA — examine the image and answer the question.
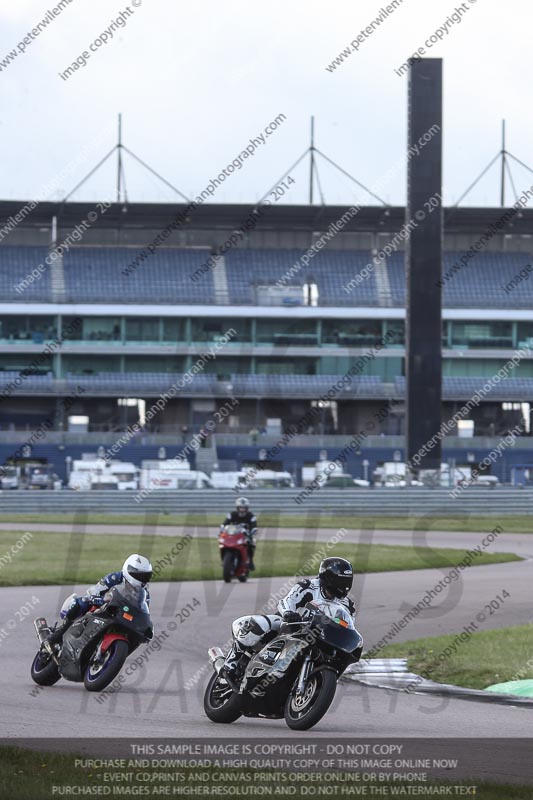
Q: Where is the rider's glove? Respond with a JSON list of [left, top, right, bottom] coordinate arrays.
[[88, 595, 105, 606], [283, 611, 300, 624]]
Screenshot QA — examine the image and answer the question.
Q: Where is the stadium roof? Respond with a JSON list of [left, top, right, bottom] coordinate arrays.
[[2, 201, 533, 236]]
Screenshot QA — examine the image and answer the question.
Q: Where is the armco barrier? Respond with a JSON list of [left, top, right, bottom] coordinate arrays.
[[0, 488, 531, 515]]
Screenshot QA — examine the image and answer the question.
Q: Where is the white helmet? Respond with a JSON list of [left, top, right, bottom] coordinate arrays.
[[122, 554, 153, 588]]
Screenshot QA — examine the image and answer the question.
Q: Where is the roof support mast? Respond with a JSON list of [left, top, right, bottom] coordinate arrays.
[[500, 119, 506, 207], [117, 112, 123, 204], [309, 116, 315, 205]]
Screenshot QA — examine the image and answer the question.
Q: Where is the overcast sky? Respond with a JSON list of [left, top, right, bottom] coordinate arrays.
[[1, 0, 532, 208]]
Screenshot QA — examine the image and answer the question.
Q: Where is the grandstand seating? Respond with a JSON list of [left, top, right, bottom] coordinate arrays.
[[2, 367, 533, 401], [395, 375, 533, 400], [0, 370, 55, 391], [1, 245, 532, 308], [62, 247, 216, 304], [388, 251, 533, 309], [226, 249, 379, 306], [0, 246, 51, 301]]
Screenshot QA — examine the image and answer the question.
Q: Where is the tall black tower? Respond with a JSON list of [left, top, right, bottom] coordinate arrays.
[[406, 58, 443, 471]]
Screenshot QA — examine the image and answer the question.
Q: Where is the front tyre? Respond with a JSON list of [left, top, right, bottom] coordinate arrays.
[[30, 650, 61, 686], [84, 639, 129, 692], [204, 671, 242, 723], [284, 668, 337, 731], [222, 552, 234, 583]]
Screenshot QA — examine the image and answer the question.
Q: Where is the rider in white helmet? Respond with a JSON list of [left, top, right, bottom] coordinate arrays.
[[46, 554, 153, 647]]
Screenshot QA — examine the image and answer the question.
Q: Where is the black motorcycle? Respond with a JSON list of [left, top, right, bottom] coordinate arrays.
[[204, 602, 363, 730], [30, 583, 154, 692]]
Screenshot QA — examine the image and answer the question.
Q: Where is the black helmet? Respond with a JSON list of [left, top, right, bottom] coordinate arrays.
[[235, 497, 249, 517], [318, 557, 353, 599]]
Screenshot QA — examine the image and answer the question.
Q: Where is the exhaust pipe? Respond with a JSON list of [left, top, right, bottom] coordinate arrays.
[[208, 646, 225, 674], [34, 618, 60, 665], [34, 618, 50, 643]]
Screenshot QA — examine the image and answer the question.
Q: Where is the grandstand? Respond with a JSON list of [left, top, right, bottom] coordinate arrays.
[[1, 199, 533, 483]]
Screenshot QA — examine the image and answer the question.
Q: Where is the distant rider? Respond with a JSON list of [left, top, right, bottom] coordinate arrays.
[[45, 554, 153, 648], [222, 557, 356, 683], [221, 497, 258, 571]]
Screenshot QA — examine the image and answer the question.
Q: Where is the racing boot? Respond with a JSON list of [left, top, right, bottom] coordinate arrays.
[[222, 642, 248, 689], [46, 603, 79, 648]]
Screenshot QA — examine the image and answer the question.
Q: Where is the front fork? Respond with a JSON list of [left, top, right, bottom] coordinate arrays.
[[296, 655, 312, 695]]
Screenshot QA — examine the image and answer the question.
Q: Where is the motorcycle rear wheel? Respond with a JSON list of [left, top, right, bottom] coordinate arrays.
[[204, 671, 242, 723], [222, 552, 235, 583], [284, 668, 337, 731], [84, 639, 129, 692], [30, 649, 61, 686]]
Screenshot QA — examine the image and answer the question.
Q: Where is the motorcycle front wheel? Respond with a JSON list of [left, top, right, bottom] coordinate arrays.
[[222, 552, 235, 583], [204, 671, 242, 723], [84, 639, 129, 692], [284, 668, 337, 731]]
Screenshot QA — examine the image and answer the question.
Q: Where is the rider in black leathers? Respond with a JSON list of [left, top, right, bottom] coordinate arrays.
[[221, 497, 258, 571]]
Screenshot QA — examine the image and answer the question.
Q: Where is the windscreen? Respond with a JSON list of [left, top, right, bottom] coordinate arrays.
[[224, 524, 246, 535], [319, 620, 362, 653], [307, 600, 355, 629], [114, 582, 149, 613]]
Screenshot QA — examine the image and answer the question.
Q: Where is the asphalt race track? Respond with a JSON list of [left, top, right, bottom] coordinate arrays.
[[0, 521, 532, 786], [1, 564, 532, 734]]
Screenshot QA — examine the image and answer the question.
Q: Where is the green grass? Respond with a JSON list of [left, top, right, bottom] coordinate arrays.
[[0, 530, 520, 586], [1, 512, 533, 532], [1, 746, 532, 800], [379, 624, 533, 691]]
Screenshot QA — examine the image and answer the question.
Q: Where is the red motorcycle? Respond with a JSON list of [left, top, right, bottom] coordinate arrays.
[[219, 524, 250, 583]]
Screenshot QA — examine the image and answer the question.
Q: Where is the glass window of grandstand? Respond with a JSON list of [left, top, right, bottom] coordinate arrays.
[[255, 358, 317, 374], [203, 357, 252, 378], [0, 352, 53, 375], [190, 318, 251, 344], [123, 356, 187, 373], [385, 320, 405, 347], [125, 318, 159, 343], [517, 323, 533, 349], [162, 319, 186, 343], [0, 315, 57, 344], [62, 355, 121, 375], [256, 319, 318, 346], [321, 320, 382, 347], [62, 316, 121, 343], [450, 322, 513, 349]]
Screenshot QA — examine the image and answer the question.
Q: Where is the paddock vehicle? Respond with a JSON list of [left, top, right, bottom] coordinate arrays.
[[30, 583, 153, 692], [204, 602, 363, 730]]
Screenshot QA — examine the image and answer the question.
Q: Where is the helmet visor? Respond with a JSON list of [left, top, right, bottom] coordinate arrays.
[[321, 573, 352, 599], [127, 567, 152, 584]]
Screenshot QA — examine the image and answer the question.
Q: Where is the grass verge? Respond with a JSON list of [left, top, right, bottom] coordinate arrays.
[[0, 512, 532, 532], [1, 746, 531, 800], [379, 623, 533, 691], [0, 530, 520, 587]]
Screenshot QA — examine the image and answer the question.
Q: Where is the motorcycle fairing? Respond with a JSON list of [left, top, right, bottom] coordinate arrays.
[[59, 614, 112, 681], [239, 634, 308, 717]]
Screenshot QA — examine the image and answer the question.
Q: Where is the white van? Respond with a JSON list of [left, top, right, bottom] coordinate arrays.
[[140, 463, 213, 490]]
